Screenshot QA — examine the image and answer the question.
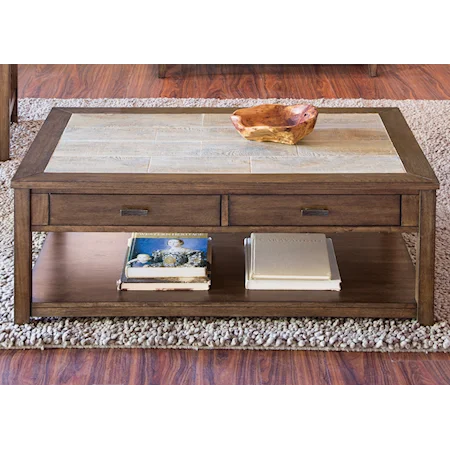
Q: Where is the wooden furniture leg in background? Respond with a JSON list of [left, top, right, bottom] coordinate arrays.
[[0, 65, 10, 161], [0, 64, 18, 161], [416, 190, 436, 325], [157, 64, 378, 78], [158, 64, 167, 78], [14, 189, 32, 324], [10, 64, 19, 122], [368, 64, 378, 77]]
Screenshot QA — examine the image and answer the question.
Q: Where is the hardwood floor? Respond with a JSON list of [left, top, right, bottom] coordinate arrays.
[[1, 348, 449, 385], [2, 64, 450, 384], [18, 64, 450, 100]]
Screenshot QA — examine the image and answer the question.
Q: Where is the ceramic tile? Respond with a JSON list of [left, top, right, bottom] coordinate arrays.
[[60, 126, 158, 142], [53, 140, 202, 157], [316, 113, 385, 128], [202, 141, 297, 157], [296, 140, 397, 156], [156, 127, 238, 141], [47, 112, 404, 174], [250, 155, 405, 174], [149, 157, 251, 173], [45, 156, 150, 173], [302, 128, 390, 142], [67, 113, 203, 128], [203, 114, 235, 127]]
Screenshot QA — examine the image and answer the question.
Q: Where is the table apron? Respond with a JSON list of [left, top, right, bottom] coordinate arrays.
[[30, 192, 419, 230]]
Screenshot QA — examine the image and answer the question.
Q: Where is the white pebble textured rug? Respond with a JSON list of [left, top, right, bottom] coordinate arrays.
[[1, 98, 450, 352]]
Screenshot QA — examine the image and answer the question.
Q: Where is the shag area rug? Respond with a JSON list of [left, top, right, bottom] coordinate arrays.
[[1, 98, 449, 351]]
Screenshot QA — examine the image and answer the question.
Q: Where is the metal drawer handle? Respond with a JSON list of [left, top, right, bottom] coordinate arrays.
[[301, 208, 329, 217], [120, 209, 149, 216]]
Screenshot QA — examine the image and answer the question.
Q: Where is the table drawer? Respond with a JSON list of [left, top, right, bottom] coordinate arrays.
[[229, 195, 400, 226], [49, 194, 220, 226]]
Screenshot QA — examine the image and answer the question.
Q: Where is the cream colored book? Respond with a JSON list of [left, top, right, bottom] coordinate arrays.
[[245, 238, 341, 291], [250, 233, 331, 280]]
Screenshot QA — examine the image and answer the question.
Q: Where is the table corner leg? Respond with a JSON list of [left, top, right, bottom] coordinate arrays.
[[14, 189, 32, 324], [416, 190, 436, 326]]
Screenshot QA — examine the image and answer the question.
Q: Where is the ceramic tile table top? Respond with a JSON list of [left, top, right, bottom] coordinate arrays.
[[44, 112, 406, 174], [11, 107, 439, 326]]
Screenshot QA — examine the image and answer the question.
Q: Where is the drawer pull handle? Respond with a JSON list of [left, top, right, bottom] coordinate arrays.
[[120, 209, 149, 216], [301, 208, 329, 217]]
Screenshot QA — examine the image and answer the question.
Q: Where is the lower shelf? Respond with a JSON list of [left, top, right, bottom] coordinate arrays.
[[32, 232, 417, 319]]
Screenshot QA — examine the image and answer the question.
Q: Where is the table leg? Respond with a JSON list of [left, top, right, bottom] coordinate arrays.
[[158, 64, 167, 78], [14, 189, 32, 324], [0, 64, 10, 161], [416, 190, 436, 325], [11, 64, 18, 123], [368, 64, 378, 77]]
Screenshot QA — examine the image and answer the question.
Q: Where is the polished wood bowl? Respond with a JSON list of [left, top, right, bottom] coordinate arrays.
[[231, 104, 318, 145]]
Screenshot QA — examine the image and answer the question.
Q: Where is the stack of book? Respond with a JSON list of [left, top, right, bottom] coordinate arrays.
[[244, 233, 341, 290], [117, 233, 211, 291]]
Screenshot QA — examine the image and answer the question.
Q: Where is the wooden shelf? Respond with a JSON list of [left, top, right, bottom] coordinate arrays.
[[31, 232, 417, 319]]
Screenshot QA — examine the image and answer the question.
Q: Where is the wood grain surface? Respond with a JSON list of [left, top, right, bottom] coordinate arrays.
[[0, 65, 11, 161], [49, 194, 221, 226], [14, 189, 32, 324], [31, 232, 416, 321], [17, 64, 450, 100], [31, 193, 49, 225], [230, 104, 318, 145], [0, 348, 449, 385], [368, 64, 378, 78], [10, 64, 18, 122], [12, 108, 438, 195], [401, 195, 419, 226], [416, 190, 437, 324], [2, 64, 448, 385], [229, 194, 401, 226]]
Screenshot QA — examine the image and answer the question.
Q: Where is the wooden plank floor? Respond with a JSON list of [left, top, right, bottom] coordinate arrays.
[[18, 64, 450, 100], [1, 349, 449, 385], [2, 64, 449, 385]]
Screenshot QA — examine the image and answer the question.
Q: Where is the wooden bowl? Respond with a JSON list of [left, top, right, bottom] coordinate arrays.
[[231, 104, 318, 145]]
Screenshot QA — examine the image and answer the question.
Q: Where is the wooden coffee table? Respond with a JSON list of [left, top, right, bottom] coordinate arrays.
[[11, 107, 439, 325]]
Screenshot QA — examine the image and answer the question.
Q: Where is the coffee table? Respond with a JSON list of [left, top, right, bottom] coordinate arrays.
[[11, 107, 439, 325]]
